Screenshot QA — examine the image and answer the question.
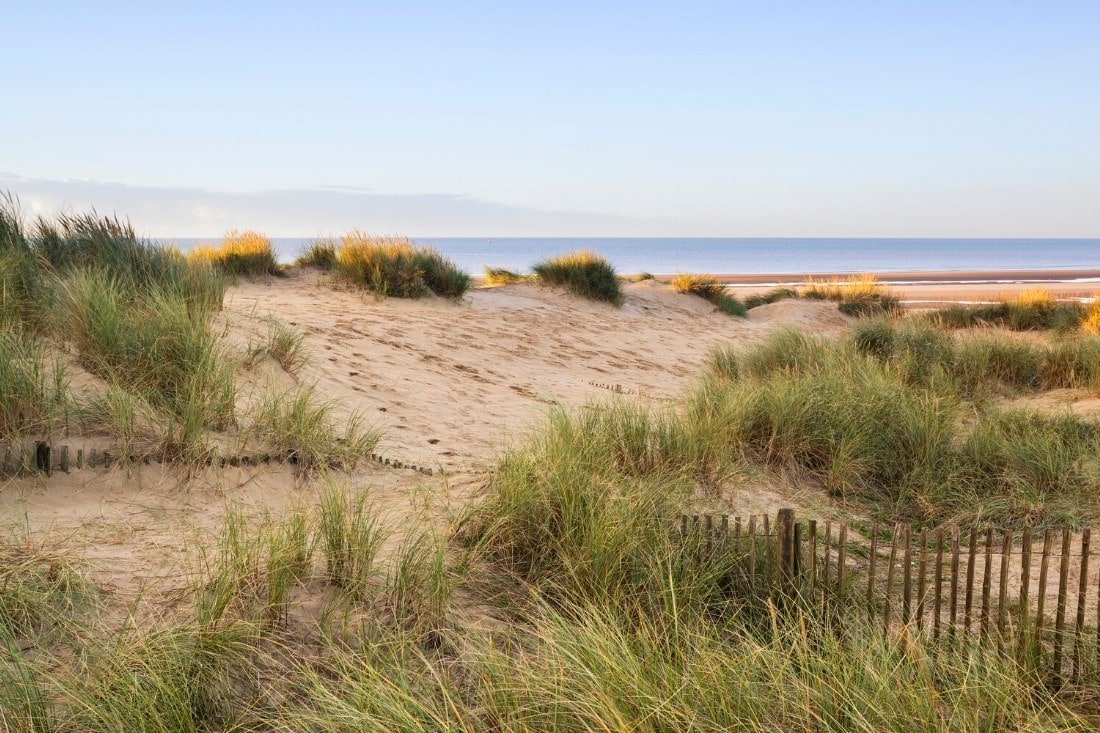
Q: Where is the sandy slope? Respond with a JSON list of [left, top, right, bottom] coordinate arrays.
[[224, 271, 850, 473], [3, 274, 851, 609]]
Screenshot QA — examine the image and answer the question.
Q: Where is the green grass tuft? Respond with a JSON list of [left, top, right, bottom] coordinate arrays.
[[670, 274, 748, 317], [532, 249, 623, 305]]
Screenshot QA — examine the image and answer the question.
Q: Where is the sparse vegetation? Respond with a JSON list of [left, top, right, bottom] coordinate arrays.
[[482, 266, 530, 285], [930, 288, 1086, 332], [187, 229, 281, 277], [532, 249, 623, 305], [741, 276, 899, 316], [743, 286, 799, 309], [670, 273, 748, 316], [253, 384, 381, 471], [246, 316, 311, 374]]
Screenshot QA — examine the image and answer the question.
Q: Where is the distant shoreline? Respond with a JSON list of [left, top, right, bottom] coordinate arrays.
[[711, 269, 1100, 306]]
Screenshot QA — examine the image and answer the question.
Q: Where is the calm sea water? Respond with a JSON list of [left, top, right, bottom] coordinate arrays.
[[167, 238, 1100, 279]]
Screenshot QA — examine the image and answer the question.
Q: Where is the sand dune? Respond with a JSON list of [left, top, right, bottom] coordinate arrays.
[[224, 272, 846, 473], [6, 274, 854, 609]]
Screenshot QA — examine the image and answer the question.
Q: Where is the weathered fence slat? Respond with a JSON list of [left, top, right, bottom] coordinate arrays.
[[933, 528, 945, 640], [1074, 529, 1090, 680], [884, 523, 900, 632], [1017, 526, 1033, 662], [1035, 528, 1053, 664], [902, 524, 913, 625], [867, 523, 879, 624], [981, 527, 994, 641], [1054, 528, 1072, 679], [917, 529, 929, 633], [964, 527, 977, 632], [836, 524, 848, 597], [998, 529, 1012, 654]]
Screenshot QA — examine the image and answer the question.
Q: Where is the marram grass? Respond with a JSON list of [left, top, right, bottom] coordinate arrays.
[[334, 232, 470, 298], [670, 273, 748, 317], [187, 229, 281, 277], [532, 249, 623, 305]]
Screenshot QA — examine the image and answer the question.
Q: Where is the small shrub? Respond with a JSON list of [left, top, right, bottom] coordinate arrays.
[[335, 233, 470, 299], [482, 267, 529, 285], [532, 249, 623, 305], [187, 229, 280, 277], [670, 274, 747, 317]]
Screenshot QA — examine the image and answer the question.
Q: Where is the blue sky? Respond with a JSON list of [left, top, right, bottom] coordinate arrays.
[[2, 2, 1098, 237]]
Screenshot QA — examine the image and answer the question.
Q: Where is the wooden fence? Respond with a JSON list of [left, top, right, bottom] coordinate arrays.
[[681, 508, 1100, 682], [0, 441, 438, 478]]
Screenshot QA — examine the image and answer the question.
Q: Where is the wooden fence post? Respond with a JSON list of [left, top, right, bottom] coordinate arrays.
[[1035, 528, 1053, 666], [1017, 526, 1033, 662], [933, 527, 945, 640], [867, 523, 879, 624], [884, 523, 900, 633], [777, 509, 796, 599], [964, 527, 978, 633], [917, 529, 929, 633], [1053, 528, 1072, 681], [1074, 529, 1090, 680]]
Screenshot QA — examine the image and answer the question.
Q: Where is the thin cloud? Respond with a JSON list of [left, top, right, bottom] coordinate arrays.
[[0, 173, 654, 238]]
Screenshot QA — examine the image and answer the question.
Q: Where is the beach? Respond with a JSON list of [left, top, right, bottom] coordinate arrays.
[[718, 268, 1100, 305]]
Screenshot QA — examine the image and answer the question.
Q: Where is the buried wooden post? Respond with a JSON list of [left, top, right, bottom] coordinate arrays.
[[35, 442, 51, 476], [59, 445, 69, 473], [777, 508, 796, 598]]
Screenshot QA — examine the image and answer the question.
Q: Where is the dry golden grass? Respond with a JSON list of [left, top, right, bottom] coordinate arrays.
[[1084, 295, 1100, 335], [187, 230, 280, 276]]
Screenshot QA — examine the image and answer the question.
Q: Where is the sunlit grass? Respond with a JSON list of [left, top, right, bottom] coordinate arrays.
[[187, 229, 281, 277]]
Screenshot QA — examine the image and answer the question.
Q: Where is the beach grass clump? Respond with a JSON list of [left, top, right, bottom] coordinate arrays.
[[670, 274, 748, 317], [0, 332, 68, 443], [952, 409, 1100, 526], [532, 249, 623, 306], [931, 289, 1085, 332], [253, 384, 380, 471], [707, 327, 1100, 524], [482, 266, 531, 285], [800, 274, 901, 317], [61, 270, 236, 431], [76, 386, 165, 457], [319, 482, 389, 600], [297, 238, 339, 269], [0, 533, 97, 641], [246, 316, 311, 375], [187, 229, 281, 277], [334, 233, 470, 298], [1082, 296, 1100, 335], [743, 286, 799, 309]]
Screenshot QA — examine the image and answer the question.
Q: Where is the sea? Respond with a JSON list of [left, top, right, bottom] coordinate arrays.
[[165, 238, 1100, 281]]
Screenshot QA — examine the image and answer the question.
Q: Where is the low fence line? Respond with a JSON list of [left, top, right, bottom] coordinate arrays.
[[680, 508, 1100, 684], [0, 441, 439, 478]]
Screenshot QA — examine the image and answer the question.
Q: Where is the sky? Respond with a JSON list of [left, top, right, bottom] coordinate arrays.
[[2, 1, 1098, 238]]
